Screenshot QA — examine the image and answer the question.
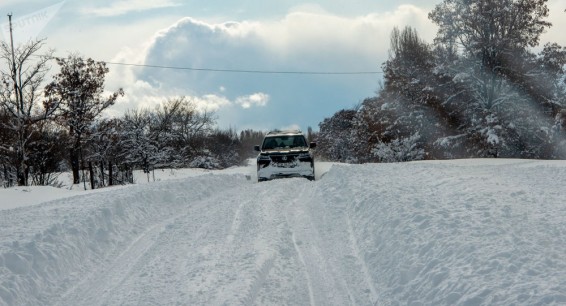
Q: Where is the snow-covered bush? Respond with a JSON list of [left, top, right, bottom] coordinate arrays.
[[372, 133, 425, 163], [189, 155, 221, 170]]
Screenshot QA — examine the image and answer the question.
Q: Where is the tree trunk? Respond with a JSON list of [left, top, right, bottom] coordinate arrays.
[[100, 161, 105, 187], [108, 161, 113, 186], [3, 165, 10, 187], [81, 158, 87, 190], [89, 161, 95, 190], [70, 130, 82, 185], [16, 164, 25, 186], [70, 147, 80, 184], [16, 147, 26, 186], [24, 166, 29, 186]]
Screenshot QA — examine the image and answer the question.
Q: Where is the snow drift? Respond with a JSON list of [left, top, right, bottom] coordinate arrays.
[[0, 160, 565, 305], [0, 174, 245, 305]]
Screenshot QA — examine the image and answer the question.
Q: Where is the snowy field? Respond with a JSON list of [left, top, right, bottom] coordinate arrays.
[[0, 159, 565, 305]]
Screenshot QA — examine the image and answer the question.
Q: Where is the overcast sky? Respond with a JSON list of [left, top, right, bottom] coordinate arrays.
[[1, 1, 565, 131]]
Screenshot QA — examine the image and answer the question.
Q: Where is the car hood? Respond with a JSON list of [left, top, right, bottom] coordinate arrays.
[[261, 148, 309, 154]]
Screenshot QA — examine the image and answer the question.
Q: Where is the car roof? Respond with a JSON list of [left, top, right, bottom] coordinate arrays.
[[265, 129, 304, 137]]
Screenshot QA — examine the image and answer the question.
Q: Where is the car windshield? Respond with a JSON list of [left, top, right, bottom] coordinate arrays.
[[262, 135, 307, 150]]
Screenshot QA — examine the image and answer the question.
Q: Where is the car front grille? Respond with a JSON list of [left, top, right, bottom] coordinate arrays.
[[269, 154, 298, 163]]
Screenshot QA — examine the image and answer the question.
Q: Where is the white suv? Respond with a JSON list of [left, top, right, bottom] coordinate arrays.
[[254, 130, 316, 182]]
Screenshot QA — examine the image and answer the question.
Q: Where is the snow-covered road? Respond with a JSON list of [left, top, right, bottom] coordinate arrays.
[[53, 170, 379, 305], [1, 160, 565, 305]]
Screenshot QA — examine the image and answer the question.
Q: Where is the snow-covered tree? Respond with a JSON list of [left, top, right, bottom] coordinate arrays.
[[188, 129, 243, 170], [372, 132, 425, 163], [317, 109, 363, 163], [429, 0, 562, 158], [84, 118, 125, 187], [383, 26, 434, 104], [26, 121, 67, 186], [117, 97, 218, 173], [0, 109, 16, 186], [121, 108, 160, 175], [318, 1, 565, 162], [552, 110, 566, 158], [45, 55, 124, 184], [429, 0, 551, 75]]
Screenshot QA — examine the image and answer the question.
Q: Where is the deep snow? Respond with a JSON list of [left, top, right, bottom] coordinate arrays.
[[0, 159, 565, 305]]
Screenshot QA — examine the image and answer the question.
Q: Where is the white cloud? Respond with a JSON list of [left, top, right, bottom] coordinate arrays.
[[257, 5, 435, 60], [86, 0, 180, 17], [192, 94, 231, 112], [235, 93, 270, 109], [106, 6, 436, 128], [139, 5, 434, 75], [106, 89, 231, 117]]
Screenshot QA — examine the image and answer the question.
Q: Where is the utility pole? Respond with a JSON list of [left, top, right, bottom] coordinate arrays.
[[7, 13, 26, 187], [7, 14, 20, 111]]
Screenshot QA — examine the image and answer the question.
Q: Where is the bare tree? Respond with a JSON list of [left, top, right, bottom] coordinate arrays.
[[0, 39, 56, 186], [161, 97, 215, 161]]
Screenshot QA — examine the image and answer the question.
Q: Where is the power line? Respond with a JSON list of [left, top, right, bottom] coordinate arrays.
[[104, 61, 384, 75], [41, 54, 384, 75]]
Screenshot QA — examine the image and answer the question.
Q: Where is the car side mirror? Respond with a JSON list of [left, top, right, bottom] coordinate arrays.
[[254, 145, 261, 151], [309, 142, 317, 149]]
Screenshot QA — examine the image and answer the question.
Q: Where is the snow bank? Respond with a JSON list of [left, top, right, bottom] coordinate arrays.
[[0, 162, 256, 211], [313, 161, 566, 305], [0, 174, 247, 306]]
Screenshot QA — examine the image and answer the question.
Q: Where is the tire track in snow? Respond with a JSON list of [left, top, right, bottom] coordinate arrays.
[[240, 255, 276, 305], [141, 187, 252, 306], [289, 227, 316, 306], [220, 185, 288, 305], [56, 212, 176, 305], [54, 176, 248, 306], [230, 180, 316, 305], [284, 181, 353, 306], [327, 173, 374, 305], [345, 213, 380, 305], [53, 172, 375, 305], [335, 171, 380, 305], [294, 169, 381, 305], [226, 195, 245, 245], [282, 182, 316, 305], [163, 180, 287, 305]]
